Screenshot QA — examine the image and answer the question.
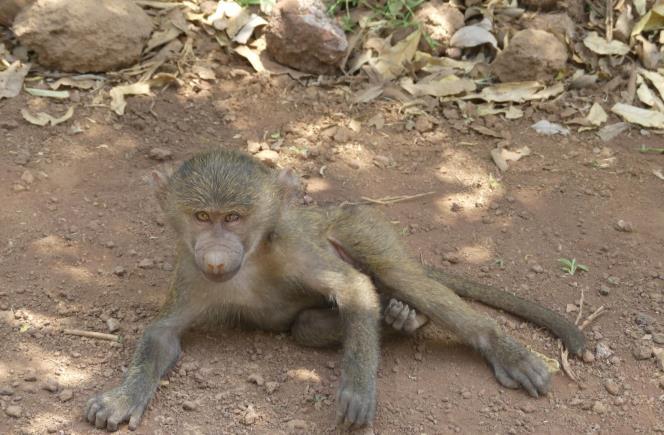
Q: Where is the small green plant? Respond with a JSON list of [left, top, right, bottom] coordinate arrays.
[[558, 258, 589, 275], [327, 0, 425, 32], [494, 258, 504, 268]]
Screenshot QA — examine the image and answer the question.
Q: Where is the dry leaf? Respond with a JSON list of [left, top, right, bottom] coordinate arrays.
[[611, 103, 664, 128], [234, 45, 265, 73], [450, 22, 497, 48], [636, 83, 664, 111], [0, 61, 30, 99], [367, 113, 385, 129], [233, 14, 268, 44], [491, 146, 531, 171], [638, 69, 664, 101], [400, 75, 476, 97], [369, 29, 421, 81], [21, 106, 74, 126], [531, 120, 570, 135], [585, 103, 608, 126], [532, 83, 565, 100], [192, 64, 216, 81], [583, 32, 630, 55], [353, 85, 383, 104], [469, 81, 543, 103], [597, 122, 629, 141], [109, 82, 152, 115], [49, 77, 98, 90], [631, 1, 664, 37], [471, 124, 503, 138], [505, 105, 523, 119], [24, 88, 70, 99]]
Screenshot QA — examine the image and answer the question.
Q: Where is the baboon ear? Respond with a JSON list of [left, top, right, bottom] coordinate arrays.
[[277, 168, 305, 200], [149, 167, 173, 209]]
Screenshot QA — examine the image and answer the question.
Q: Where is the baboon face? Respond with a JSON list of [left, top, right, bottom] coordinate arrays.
[[154, 149, 279, 282]]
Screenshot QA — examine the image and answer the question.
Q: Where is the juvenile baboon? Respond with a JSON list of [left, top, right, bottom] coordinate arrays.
[[85, 149, 584, 431]]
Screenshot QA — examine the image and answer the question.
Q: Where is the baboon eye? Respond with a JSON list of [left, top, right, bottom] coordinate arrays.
[[224, 212, 240, 223], [195, 211, 210, 222]]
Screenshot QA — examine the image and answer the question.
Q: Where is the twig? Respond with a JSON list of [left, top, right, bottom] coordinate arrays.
[[580, 306, 606, 330], [559, 344, 578, 383], [64, 329, 120, 342], [343, 191, 435, 206], [605, 0, 614, 41], [574, 287, 585, 325]]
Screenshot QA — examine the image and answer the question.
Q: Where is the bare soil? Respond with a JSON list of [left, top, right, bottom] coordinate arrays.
[[1, 60, 663, 435]]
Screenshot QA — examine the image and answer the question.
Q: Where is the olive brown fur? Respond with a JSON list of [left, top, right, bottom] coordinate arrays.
[[85, 148, 585, 431]]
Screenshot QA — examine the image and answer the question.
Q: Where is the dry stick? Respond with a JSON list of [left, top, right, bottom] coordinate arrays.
[[346, 191, 435, 206], [574, 287, 585, 326], [605, 0, 614, 42], [579, 306, 606, 330], [64, 329, 120, 342], [561, 287, 587, 382], [559, 305, 608, 382]]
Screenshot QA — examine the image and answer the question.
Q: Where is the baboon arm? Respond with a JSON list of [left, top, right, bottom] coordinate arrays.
[[85, 284, 197, 431], [426, 267, 586, 356]]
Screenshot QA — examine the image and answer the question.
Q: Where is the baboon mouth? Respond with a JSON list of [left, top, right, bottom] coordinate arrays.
[[202, 269, 239, 283]]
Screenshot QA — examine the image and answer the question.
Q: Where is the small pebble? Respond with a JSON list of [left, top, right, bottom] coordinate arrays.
[[531, 264, 544, 274], [0, 386, 15, 396], [582, 349, 595, 363], [591, 401, 607, 414], [604, 380, 621, 396], [138, 258, 155, 269], [106, 318, 120, 333], [614, 220, 634, 232], [21, 170, 35, 184], [113, 266, 127, 277], [247, 373, 264, 386], [520, 403, 536, 413], [653, 333, 664, 345], [42, 378, 59, 393], [5, 405, 22, 418], [265, 381, 279, 394], [595, 342, 613, 359], [59, 389, 73, 402], [182, 400, 197, 411], [442, 252, 461, 264], [632, 344, 652, 361], [598, 285, 610, 296], [241, 405, 259, 425], [149, 147, 173, 161]]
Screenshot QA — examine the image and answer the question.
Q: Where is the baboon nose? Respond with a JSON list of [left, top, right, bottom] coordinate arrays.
[[204, 252, 225, 274]]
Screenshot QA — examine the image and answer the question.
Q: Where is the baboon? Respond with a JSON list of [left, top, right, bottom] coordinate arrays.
[[85, 149, 584, 431]]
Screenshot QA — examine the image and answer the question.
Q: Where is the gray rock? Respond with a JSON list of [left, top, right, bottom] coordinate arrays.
[[415, 0, 464, 55], [632, 344, 652, 361], [5, 405, 22, 418], [491, 29, 567, 82], [14, 0, 153, 72], [266, 0, 347, 75]]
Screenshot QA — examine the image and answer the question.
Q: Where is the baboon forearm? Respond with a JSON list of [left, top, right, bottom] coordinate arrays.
[[341, 308, 380, 384], [122, 324, 181, 396]]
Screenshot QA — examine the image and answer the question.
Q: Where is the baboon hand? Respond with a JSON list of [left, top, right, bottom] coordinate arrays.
[[482, 335, 551, 398], [85, 386, 148, 432], [384, 298, 428, 333], [336, 376, 376, 428]]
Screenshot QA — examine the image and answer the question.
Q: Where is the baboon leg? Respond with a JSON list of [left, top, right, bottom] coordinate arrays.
[[292, 298, 429, 348]]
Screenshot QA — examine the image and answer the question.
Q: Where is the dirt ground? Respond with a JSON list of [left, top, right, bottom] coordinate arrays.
[[1, 57, 664, 435]]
